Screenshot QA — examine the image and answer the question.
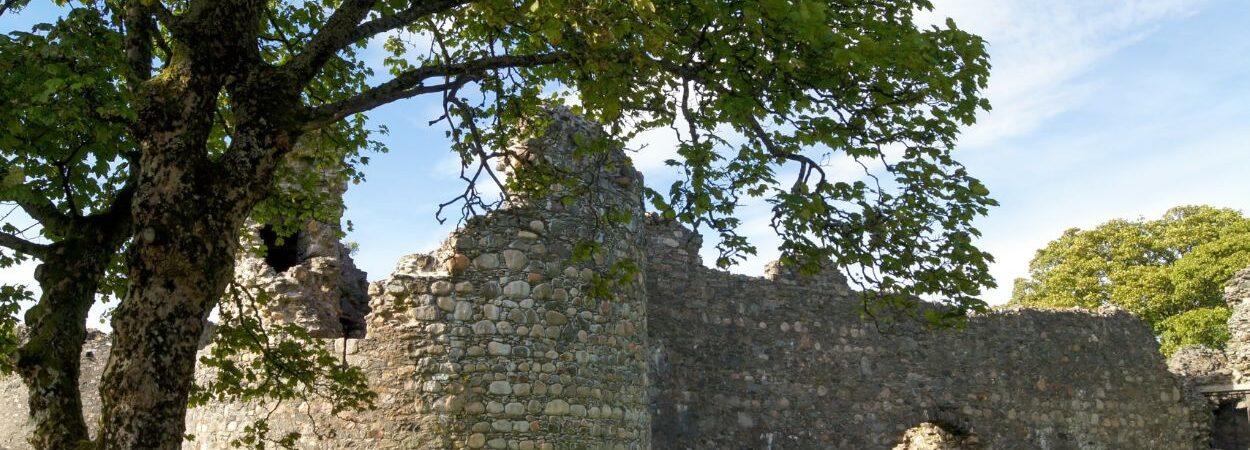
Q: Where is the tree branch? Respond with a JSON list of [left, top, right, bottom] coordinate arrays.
[[151, 2, 178, 30], [743, 115, 826, 187], [651, 55, 828, 188], [0, 0, 20, 19], [12, 198, 71, 235], [123, 2, 159, 84], [0, 231, 47, 258], [284, 0, 378, 86], [303, 76, 473, 131], [346, 0, 472, 45], [301, 51, 572, 130], [82, 173, 138, 237]]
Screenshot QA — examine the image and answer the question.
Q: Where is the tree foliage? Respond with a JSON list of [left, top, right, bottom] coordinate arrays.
[[1011, 205, 1250, 355], [0, 1, 135, 297], [0, 285, 29, 374], [1, 0, 996, 447], [0, 1, 381, 447]]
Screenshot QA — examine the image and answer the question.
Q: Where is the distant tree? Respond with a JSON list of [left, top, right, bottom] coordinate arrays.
[[1011, 205, 1250, 355], [0, 0, 997, 448]]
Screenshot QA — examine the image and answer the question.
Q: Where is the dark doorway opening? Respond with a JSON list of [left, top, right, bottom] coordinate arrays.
[[1213, 399, 1250, 450], [259, 225, 301, 273]]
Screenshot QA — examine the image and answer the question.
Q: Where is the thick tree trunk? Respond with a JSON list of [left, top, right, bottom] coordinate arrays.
[[94, 72, 245, 447], [96, 4, 295, 444], [17, 240, 117, 449], [96, 199, 244, 450], [95, 85, 294, 450]]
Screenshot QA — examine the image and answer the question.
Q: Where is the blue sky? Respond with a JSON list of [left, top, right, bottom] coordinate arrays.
[[2, 0, 1248, 321], [917, 0, 1250, 302], [347, 0, 1250, 304]]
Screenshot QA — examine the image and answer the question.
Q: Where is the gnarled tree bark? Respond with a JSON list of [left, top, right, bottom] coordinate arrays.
[[12, 187, 133, 450], [18, 238, 122, 449], [92, 0, 522, 446], [96, 2, 302, 445]]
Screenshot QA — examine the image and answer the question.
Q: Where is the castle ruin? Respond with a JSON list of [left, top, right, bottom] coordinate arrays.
[[0, 111, 1231, 449]]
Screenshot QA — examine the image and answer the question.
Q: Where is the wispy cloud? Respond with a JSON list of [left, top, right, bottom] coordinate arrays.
[[360, 29, 436, 78], [919, 0, 1203, 150]]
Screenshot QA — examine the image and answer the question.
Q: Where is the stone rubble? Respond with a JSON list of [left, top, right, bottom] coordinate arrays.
[[892, 423, 978, 450]]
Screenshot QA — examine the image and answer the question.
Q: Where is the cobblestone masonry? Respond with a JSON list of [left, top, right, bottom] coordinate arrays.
[[0, 111, 1218, 449], [644, 217, 1209, 449], [228, 217, 371, 339], [228, 143, 372, 339], [1221, 267, 1250, 382], [187, 108, 653, 450]]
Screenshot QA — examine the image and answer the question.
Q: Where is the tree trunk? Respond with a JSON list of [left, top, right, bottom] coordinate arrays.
[[95, 88, 293, 449], [18, 241, 116, 449], [96, 195, 245, 449], [96, 5, 294, 443]]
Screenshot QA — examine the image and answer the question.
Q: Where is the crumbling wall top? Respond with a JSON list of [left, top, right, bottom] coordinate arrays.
[[1168, 345, 1235, 386], [1226, 266, 1250, 306]]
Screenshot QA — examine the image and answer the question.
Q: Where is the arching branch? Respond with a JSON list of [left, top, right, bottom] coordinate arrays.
[[10, 197, 70, 236], [0, 231, 47, 258], [346, 0, 473, 45], [286, 0, 476, 88], [303, 76, 474, 131], [283, 0, 378, 85], [301, 51, 572, 130]]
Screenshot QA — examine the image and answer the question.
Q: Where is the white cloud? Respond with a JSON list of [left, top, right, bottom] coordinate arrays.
[[627, 126, 683, 174], [361, 29, 436, 78], [919, 0, 1203, 150]]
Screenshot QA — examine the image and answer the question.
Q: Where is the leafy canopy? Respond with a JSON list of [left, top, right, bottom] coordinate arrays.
[[381, 0, 999, 317], [2, 0, 996, 445], [1011, 205, 1250, 355], [6, 0, 997, 315]]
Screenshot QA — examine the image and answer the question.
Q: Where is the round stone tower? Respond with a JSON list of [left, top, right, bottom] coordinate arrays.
[[364, 108, 651, 449]]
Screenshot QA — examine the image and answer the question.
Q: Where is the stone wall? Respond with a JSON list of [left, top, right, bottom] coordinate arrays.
[[644, 217, 1209, 449], [187, 108, 653, 450], [0, 110, 1218, 449], [1222, 267, 1250, 382], [229, 140, 372, 339], [1166, 266, 1250, 450], [229, 218, 371, 339], [0, 330, 109, 450]]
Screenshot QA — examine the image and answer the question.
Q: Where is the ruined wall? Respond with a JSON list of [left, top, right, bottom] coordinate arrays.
[[0, 110, 1220, 449], [1169, 346, 1235, 388], [644, 217, 1209, 449], [1164, 267, 1250, 396], [187, 108, 653, 450], [0, 330, 109, 450], [231, 218, 370, 339], [1166, 266, 1250, 450], [229, 141, 372, 339], [1222, 266, 1250, 382]]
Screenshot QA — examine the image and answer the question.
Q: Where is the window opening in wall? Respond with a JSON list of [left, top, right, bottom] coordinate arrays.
[[1212, 398, 1250, 450], [259, 225, 300, 273]]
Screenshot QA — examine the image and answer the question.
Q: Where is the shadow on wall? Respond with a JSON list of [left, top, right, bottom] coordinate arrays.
[[644, 215, 1209, 449], [0, 110, 1217, 450]]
